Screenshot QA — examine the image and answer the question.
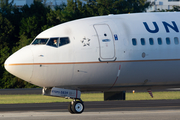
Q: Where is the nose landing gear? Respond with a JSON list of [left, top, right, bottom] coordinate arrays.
[[68, 99, 84, 114], [42, 87, 84, 114]]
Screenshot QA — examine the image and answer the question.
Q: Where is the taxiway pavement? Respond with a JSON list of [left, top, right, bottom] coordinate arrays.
[[0, 100, 180, 120]]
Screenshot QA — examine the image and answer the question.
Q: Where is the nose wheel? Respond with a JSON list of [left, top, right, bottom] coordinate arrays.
[[68, 99, 84, 114]]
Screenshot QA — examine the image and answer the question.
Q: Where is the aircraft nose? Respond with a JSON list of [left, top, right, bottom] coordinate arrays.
[[4, 47, 33, 82]]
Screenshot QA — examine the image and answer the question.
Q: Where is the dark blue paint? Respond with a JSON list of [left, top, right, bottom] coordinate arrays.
[[162, 21, 179, 33], [143, 22, 159, 33], [143, 21, 179, 33], [102, 39, 111, 42], [114, 34, 118, 40]]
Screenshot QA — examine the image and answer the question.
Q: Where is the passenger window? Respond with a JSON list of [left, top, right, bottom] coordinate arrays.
[[157, 38, 162, 45], [132, 38, 137, 46], [149, 38, 154, 45], [59, 37, 70, 46], [166, 37, 170, 45], [141, 38, 145, 45], [32, 38, 49, 45], [174, 37, 179, 45], [47, 38, 59, 47]]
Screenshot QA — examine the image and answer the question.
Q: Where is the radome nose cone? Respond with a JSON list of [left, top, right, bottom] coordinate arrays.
[[4, 47, 33, 81]]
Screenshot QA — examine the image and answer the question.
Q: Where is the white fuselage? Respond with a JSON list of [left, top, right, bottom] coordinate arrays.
[[4, 12, 180, 91]]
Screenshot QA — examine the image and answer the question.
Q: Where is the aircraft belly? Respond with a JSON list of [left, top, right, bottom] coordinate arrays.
[[30, 60, 180, 90], [115, 60, 180, 87], [31, 62, 121, 89], [72, 60, 180, 91]]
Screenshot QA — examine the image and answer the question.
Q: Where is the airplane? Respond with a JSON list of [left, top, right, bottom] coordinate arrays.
[[4, 12, 180, 114]]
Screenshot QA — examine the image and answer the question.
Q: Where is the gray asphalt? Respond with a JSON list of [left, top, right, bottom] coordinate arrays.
[[0, 100, 180, 112], [0, 89, 180, 119], [0, 100, 180, 120], [0, 88, 42, 95], [1, 110, 180, 120], [1, 100, 180, 112]]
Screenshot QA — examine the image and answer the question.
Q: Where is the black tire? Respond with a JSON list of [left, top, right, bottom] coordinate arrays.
[[68, 102, 74, 114], [72, 101, 84, 114]]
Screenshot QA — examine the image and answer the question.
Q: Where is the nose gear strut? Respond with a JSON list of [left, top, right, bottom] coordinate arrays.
[[42, 87, 84, 114]]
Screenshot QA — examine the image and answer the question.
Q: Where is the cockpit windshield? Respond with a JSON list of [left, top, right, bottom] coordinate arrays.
[[47, 37, 70, 47], [47, 38, 59, 47], [59, 37, 70, 46], [31, 38, 49, 45], [31, 37, 70, 47]]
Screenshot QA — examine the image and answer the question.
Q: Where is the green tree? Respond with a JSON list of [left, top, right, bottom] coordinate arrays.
[[19, 1, 50, 39], [95, 0, 152, 14], [0, 13, 15, 88], [85, 0, 99, 16], [0, 14, 14, 44], [96, 0, 116, 15], [60, 0, 77, 22], [46, 9, 62, 28], [20, 15, 42, 38]]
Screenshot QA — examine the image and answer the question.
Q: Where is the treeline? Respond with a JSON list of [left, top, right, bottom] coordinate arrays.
[[0, 0, 163, 88]]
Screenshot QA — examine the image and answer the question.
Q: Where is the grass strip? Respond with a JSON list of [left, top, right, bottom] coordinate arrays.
[[0, 91, 180, 104]]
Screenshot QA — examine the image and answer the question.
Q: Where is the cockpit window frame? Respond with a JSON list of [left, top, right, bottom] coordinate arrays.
[[31, 37, 70, 47], [46, 37, 59, 48], [59, 37, 70, 47], [31, 38, 49, 45]]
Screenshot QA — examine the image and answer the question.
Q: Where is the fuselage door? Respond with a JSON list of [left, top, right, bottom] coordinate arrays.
[[94, 24, 116, 61]]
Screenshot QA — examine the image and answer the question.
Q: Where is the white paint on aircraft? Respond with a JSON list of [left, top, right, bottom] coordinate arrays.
[[4, 12, 180, 92]]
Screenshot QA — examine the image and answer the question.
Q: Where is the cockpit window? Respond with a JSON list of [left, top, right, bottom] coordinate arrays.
[[47, 38, 59, 47], [32, 37, 70, 47], [32, 38, 49, 45], [59, 37, 70, 46]]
